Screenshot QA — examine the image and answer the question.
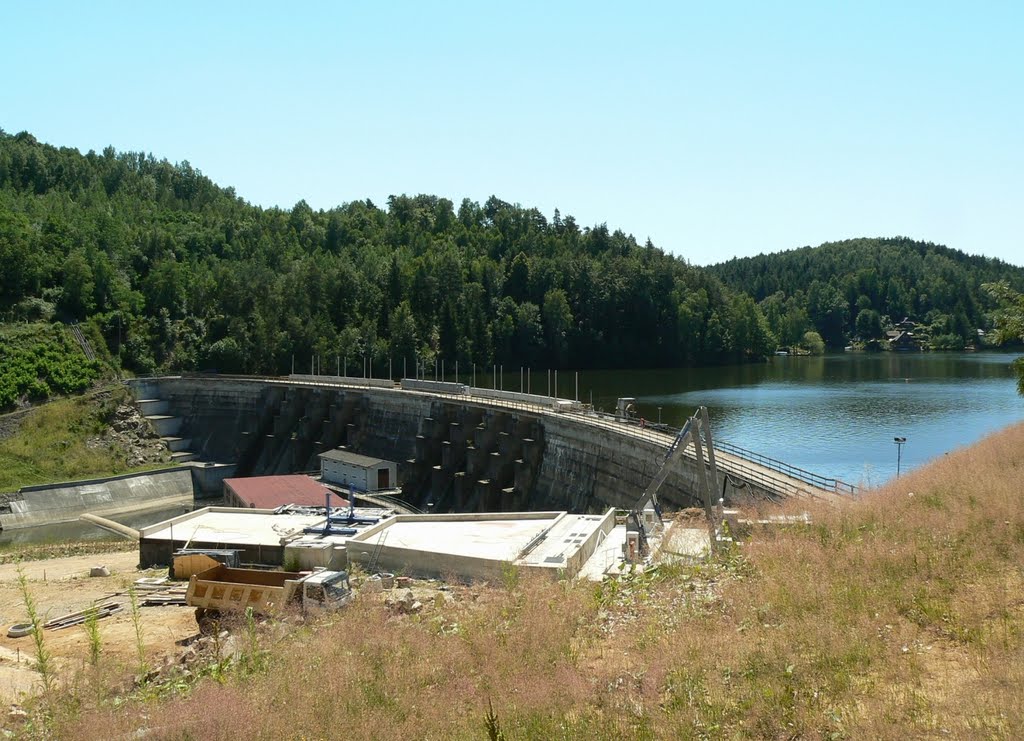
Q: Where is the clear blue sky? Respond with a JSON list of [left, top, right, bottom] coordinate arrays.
[[3, 1, 1022, 266]]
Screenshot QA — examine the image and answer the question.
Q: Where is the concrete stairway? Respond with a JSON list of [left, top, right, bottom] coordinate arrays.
[[137, 398, 197, 463]]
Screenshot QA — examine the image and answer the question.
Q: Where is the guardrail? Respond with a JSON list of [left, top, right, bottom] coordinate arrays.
[[572, 414, 855, 497], [400, 379, 467, 394], [292, 373, 395, 389], [712, 439, 857, 495]]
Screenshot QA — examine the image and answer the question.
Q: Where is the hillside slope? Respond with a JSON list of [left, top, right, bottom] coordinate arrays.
[[0, 322, 101, 411], [0, 129, 771, 373], [0, 384, 168, 493], [26, 421, 1024, 738], [708, 237, 1024, 348]]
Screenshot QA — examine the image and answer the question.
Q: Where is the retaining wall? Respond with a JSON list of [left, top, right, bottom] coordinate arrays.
[[0, 468, 195, 530]]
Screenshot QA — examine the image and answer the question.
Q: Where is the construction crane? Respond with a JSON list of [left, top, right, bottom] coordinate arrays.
[[626, 406, 721, 559]]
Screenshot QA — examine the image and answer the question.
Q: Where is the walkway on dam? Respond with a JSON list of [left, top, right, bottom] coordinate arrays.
[[572, 414, 849, 502], [145, 373, 854, 503]]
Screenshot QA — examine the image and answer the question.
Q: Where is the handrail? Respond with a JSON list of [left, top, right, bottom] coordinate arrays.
[[712, 438, 857, 495]]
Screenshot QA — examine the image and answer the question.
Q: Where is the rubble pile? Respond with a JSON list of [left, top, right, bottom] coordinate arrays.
[[87, 403, 170, 467]]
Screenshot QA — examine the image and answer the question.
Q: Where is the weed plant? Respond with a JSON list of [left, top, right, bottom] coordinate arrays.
[[16, 564, 55, 694], [83, 606, 102, 667], [127, 585, 147, 679]]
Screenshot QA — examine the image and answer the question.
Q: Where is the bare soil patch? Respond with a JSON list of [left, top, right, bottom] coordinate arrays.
[[0, 548, 196, 702]]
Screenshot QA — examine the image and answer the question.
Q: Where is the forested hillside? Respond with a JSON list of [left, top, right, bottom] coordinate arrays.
[[2, 130, 1021, 381], [0, 129, 774, 377], [709, 238, 1024, 349]]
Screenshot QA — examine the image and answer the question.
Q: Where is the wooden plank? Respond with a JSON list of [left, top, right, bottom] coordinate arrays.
[[45, 603, 122, 630]]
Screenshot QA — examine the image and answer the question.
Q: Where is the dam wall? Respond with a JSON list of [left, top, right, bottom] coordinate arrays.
[[128, 376, 758, 516], [533, 415, 712, 512]]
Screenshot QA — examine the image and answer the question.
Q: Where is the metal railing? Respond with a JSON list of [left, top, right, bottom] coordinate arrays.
[[605, 419, 812, 499], [712, 438, 857, 495]]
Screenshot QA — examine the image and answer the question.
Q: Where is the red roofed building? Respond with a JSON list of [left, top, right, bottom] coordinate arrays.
[[223, 475, 349, 510]]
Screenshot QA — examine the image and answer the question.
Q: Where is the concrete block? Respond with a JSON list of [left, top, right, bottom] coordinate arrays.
[[147, 415, 181, 437]]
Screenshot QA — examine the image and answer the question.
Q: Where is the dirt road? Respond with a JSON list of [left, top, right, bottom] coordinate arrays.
[[0, 548, 196, 701]]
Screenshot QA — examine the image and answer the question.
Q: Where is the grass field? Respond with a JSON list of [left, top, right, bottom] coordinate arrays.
[[0, 385, 164, 493], [12, 421, 1024, 739]]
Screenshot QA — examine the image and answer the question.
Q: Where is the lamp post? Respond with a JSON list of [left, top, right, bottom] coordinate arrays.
[[658, 406, 663, 425], [894, 437, 907, 478]]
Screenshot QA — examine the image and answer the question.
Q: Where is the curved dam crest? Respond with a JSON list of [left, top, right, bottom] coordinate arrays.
[[128, 376, 827, 516]]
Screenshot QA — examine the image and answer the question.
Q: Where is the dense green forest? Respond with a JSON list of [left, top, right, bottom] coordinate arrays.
[[1, 128, 1022, 396], [0, 129, 777, 379], [709, 238, 1024, 350]]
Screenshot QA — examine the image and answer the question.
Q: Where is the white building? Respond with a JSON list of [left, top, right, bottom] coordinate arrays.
[[318, 449, 397, 492]]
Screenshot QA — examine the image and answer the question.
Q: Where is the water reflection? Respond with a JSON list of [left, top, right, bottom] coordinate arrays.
[[579, 353, 1024, 488]]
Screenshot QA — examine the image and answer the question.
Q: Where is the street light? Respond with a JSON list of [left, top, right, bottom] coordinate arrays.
[[894, 437, 907, 478], [658, 406, 663, 425]]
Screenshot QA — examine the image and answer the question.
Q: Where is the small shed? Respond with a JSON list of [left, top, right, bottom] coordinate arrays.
[[224, 475, 348, 510], [319, 449, 397, 492]]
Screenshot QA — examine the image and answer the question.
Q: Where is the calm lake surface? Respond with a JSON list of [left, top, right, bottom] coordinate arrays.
[[580, 352, 1024, 488]]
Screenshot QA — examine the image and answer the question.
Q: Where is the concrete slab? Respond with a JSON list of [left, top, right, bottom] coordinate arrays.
[[141, 507, 322, 547], [137, 506, 323, 567], [369, 518, 551, 561], [345, 509, 616, 582], [518, 513, 607, 567]]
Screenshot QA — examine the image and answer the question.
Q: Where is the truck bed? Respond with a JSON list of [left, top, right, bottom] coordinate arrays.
[[186, 564, 303, 612]]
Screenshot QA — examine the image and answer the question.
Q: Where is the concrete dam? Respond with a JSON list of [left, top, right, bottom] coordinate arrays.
[[129, 376, 849, 516]]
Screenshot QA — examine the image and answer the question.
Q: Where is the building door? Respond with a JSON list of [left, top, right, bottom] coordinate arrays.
[[377, 468, 389, 489]]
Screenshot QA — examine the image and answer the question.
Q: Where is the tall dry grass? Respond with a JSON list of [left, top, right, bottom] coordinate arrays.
[[48, 423, 1024, 739]]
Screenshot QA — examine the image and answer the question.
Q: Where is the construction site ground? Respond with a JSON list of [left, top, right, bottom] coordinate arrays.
[[0, 550, 196, 701], [0, 514, 713, 708]]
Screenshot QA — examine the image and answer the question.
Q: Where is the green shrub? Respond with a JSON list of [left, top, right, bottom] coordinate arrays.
[[0, 323, 100, 411]]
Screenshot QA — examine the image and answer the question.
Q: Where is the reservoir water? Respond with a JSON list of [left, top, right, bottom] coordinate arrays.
[[582, 352, 1024, 488]]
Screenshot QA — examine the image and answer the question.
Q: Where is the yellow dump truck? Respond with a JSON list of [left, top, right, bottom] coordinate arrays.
[[186, 564, 350, 631]]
